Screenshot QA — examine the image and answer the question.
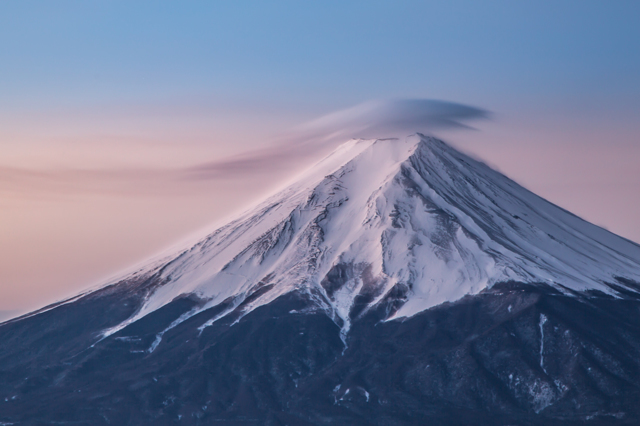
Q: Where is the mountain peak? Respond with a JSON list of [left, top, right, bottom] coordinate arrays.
[[6, 135, 640, 426], [100, 134, 640, 341]]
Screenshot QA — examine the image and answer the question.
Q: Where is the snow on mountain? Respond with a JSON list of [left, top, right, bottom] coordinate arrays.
[[102, 134, 640, 342]]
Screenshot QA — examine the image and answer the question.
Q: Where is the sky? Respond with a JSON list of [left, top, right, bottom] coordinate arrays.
[[1, 1, 639, 316]]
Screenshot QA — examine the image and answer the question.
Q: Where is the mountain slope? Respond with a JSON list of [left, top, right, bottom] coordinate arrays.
[[102, 134, 640, 342], [1, 134, 640, 425]]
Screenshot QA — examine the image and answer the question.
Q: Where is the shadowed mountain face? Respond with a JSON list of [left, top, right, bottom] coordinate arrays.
[[0, 311, 19, 323], [1, 136, 640, 425], [2, 281, 640, 425]]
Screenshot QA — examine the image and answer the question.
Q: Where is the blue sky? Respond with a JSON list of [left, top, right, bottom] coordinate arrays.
[[2, 1, 639, 114]]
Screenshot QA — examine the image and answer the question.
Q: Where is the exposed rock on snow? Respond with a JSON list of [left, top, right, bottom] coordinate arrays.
[[101, 134, 640, 339]]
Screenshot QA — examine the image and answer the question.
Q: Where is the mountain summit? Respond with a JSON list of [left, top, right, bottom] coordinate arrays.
[[104, 135, 640, 341], [2, 135, 640, 425]]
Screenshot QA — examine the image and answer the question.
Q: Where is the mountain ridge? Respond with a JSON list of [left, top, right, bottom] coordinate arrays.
[[2, 134, 640, 425], [6, 134, 640, 336], [74, 134, 640, 346]]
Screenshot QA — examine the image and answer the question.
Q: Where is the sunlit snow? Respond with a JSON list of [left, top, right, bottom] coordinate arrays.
[[100, 134, 640, 341]]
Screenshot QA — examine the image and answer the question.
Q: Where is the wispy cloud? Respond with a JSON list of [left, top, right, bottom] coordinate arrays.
[[185, 99, 489, 180], [1, 99, 489, 195], [293, 99, 489, 139]]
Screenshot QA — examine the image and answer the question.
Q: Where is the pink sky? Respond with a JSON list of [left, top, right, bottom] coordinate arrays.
[[1, 102, 638, 314], [2, 2, 640, 317]]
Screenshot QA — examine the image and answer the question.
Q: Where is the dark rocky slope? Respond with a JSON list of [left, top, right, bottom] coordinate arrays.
[[1, 279, 640, 425]]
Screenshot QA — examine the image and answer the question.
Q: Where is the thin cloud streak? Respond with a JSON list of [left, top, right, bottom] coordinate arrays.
[[0, 99, 489, 195], [186, 99, 489, 180]]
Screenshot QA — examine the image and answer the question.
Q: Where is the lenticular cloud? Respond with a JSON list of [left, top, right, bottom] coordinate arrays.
[[293, 99, 489, 141], [187, 99, 489, 180]]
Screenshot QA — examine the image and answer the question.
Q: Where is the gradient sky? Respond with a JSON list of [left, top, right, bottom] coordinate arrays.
[[1, 1, 639, 315]]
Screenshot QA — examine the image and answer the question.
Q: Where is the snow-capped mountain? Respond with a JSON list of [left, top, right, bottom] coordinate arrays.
[[2, 135, 640, 425], [100, 135, 640, 343]]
